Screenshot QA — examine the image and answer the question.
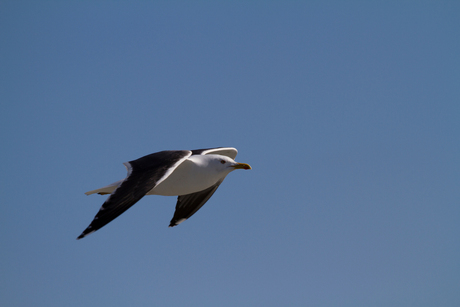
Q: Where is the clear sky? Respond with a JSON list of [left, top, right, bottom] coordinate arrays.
[[1, 1, 459, 306]]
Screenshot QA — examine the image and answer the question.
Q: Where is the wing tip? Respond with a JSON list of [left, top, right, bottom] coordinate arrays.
[[76, 229, 95, 240], [168, 218, 187, 227]]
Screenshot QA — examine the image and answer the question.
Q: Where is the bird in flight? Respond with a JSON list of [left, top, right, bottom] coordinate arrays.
[[77, 147, 251, 239]]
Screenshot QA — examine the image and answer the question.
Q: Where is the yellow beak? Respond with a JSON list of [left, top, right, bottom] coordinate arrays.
[[232, 162, 252, 170]]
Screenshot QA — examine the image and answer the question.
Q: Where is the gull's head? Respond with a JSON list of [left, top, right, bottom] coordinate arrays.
[[205, 154, 252, 173]]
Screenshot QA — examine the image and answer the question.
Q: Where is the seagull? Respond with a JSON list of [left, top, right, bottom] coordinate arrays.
[[77, 147, 251, 239]]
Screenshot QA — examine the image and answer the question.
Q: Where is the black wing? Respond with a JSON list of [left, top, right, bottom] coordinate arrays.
[[169, 179, 224, 227], [78, 150, 191, 239], [191, 147, 238, 159]]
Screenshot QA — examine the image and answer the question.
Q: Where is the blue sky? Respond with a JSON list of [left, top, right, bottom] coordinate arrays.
[[1, 1, 459, 306]]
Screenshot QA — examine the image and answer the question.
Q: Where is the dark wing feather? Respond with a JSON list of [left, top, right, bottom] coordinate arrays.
[[191, 147, 237, 159], [77, 150, 191, 239], [169, 179, 224, 227]]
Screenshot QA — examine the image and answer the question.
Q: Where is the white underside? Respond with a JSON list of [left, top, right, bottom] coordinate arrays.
[[147, 157, 228, 196], [85, 155, 232, 197]]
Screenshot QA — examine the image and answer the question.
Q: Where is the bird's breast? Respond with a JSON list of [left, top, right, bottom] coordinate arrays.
[[147, 159, 224, 196]]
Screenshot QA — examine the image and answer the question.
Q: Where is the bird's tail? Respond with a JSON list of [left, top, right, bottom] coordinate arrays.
[[84, 180, 123, 195]]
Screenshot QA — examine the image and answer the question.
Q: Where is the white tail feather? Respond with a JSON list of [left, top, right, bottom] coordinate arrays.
[[85, 180, 123, 195]]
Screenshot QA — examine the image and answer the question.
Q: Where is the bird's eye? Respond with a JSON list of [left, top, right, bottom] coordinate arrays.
[[220, 160, 226, 164]]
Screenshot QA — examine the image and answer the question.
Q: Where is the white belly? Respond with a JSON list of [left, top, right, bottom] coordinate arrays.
[[146, 158, 225, 196]]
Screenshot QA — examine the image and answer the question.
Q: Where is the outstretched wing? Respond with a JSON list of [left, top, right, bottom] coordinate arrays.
[[169, 179, 224, 227], [191, 147, 238, 159], [77, 150, 191, 239]]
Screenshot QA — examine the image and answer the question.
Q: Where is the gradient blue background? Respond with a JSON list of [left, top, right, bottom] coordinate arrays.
[[1, 1, 459, 306]]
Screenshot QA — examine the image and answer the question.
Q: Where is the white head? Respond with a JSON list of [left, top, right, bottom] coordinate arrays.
[[190, 154, 251, 175]]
